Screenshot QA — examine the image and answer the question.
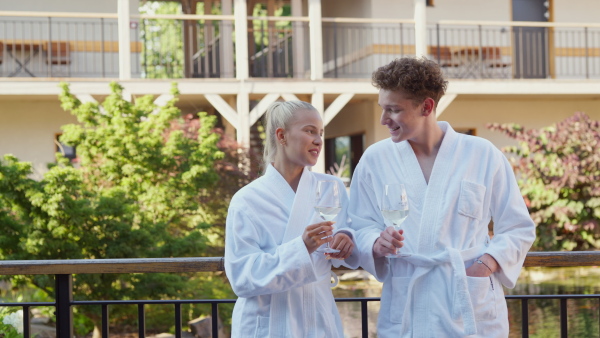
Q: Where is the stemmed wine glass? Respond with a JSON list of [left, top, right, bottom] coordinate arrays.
[[381, 183, 410, 258], [314, 180, 341, 254]]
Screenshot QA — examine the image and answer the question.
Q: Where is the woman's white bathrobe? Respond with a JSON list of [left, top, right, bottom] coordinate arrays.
[[349, 122, 536, 337], [225, 165, 359, 338]]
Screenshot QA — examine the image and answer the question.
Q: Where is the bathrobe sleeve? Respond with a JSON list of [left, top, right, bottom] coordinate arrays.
[[331, 180, 360, 269], [348, 164, 390, 282], [225, 199, 318, 298], [484, 151, 536, 288]]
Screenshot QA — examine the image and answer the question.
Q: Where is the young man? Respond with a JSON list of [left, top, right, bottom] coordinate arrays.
[[349, 57, 536, 337]]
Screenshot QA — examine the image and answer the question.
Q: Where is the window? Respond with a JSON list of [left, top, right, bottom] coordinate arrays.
[[426, 0, 435, 7], [324, 134, 364, 186], [55, 133, 77, 162], [455, 128, 477, 136]]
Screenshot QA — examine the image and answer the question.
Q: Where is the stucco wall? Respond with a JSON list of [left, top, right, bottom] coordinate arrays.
[[0, 97, 79, 174], [440, 95, 600, 149], [370, 0, 510, 21]]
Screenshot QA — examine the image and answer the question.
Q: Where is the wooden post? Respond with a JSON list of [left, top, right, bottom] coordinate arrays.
[[414, 0, 427, 58], [234, 0, 249, 80], [308, 0, 323, 80], [117, 0, 131, 79]]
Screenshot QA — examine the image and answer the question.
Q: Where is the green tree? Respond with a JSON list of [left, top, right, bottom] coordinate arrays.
[[0, 82, 234, 336], [488, 112, 600, 251]]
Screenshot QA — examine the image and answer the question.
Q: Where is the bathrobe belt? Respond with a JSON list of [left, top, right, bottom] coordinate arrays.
[[400, 245, 485, 336]]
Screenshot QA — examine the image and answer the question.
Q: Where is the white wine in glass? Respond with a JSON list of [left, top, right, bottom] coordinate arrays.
[[314, 180, 341, 254], [381, 183, 410, 258]]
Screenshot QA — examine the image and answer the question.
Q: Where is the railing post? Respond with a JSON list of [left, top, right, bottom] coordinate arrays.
[[333, 22, 338, 78], [212, 302, 219, 338], [234, 0, 249, 80], [101, 18, 106, 78], [23, 305, 31, 338], [55, 274, 73, 338], [521, 298, 528, 338], [138, 304, 146, 338], [560, 298, 568, 338], [174, 303, 182, 338], [361, 300, 369, 338], [102, 304, 109, 338], [584, 27, 589, 79]]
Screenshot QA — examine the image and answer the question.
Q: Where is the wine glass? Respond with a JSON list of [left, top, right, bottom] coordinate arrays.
[[381, 183, 410, 258], [314, 180, 341, 254]]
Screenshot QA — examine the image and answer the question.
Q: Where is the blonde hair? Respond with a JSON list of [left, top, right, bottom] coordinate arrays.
[[263, 100, 318, 167]]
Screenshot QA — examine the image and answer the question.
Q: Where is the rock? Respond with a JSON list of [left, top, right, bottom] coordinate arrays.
[[31, 323, 56, 338], [188, 316, 225, 338]]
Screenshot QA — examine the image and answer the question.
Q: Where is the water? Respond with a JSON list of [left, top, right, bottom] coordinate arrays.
[[333, 267, 600, 337]]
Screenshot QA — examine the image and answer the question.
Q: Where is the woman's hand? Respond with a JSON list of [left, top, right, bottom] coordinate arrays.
[[326, 232, 354, 260], [303, 221, 334, 254], [373, 227, 404, 258]]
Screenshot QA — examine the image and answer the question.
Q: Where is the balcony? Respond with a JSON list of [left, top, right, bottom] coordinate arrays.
[[1, 252, 599, 337], [1, 11, 599, 80]]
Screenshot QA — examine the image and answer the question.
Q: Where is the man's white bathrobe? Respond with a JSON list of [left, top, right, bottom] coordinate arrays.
[[225, 165, 359, 338], [349, 122, 535, 337]]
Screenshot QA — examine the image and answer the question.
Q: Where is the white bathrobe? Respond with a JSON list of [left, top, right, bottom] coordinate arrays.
[[349, 122, 535, 337], [225, 165, 359, 338]]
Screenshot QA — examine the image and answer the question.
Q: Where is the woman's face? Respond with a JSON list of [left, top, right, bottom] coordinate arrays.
[[378, 89, 426, 143], [278, 109, 323, 168]]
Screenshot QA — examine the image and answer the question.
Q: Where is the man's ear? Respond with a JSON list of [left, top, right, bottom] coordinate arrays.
[[422, 97, 436, 116]]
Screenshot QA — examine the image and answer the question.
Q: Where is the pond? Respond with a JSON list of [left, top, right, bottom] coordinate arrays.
[[332, 267, 600, 338]]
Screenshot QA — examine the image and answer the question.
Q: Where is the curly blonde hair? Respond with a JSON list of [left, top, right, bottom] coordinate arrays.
[[372, 57, 448, 106]]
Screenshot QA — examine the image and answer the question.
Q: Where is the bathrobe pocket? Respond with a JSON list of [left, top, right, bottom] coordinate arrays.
[[390, 276, 411, 324], [466, 276, 497, 321], [254, 316, 270, 337], [458, 180, 486, 220]]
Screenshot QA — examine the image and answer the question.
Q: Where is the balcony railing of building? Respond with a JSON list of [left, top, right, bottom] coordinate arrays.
[[1, 251, 599, 338], [1, 11, 600, 80]]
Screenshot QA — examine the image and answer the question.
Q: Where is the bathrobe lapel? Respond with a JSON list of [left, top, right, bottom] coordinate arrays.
[[270, 167, 318, 338]]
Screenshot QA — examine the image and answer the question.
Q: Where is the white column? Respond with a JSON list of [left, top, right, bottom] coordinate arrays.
[[117, 0, 131, 80], [414, 0, 427, 58], [237, 89, 250, 146], [291, 0, 305, 78], [221, 0, 235, 78], [234, 0, 249, 80], [308, 0, 323, 80], [312, 91, 325, 173]]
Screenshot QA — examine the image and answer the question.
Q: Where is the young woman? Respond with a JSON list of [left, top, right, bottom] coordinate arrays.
[[225, 100, 358, 337]]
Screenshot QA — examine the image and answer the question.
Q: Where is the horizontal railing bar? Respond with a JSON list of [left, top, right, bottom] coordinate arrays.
[[0, 257, 224, 275], [522, 251, 600, 267], [71, 299, 238, 305], [0, 252, 598, 275], [506, 294, 600, 300], [0, 302, 55, 306], [2, 11, 600, 28]]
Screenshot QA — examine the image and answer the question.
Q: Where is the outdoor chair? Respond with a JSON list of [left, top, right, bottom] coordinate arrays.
[[43, 41, 71, 65], [429, 46, 460, 68]]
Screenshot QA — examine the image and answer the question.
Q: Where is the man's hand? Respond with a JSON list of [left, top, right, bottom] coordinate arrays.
[[373, 227, 404, 258]]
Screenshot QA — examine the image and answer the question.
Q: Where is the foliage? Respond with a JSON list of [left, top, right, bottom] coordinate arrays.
[[0, 309, 23, 338], [0, 82, 242, 334], [488, 112, 600, 251]]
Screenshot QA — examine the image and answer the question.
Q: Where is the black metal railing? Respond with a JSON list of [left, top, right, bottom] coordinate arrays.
[[1, 252, 599, 337]]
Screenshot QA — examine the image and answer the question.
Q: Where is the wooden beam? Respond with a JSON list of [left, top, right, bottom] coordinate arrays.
[[205, 93, 239, 129], [281, 93, 300, 102], [249, 93, 281, 126], [0, 252, 598, 275], [323, 93, 354, 126], [435, 93, 457, 118]]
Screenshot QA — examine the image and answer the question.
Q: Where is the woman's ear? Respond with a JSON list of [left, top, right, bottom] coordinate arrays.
[[275, 127, 286, 145]]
